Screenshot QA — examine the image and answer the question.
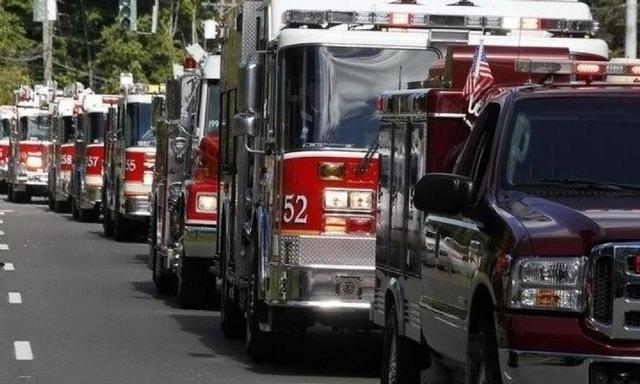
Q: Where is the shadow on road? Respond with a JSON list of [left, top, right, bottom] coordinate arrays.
[[170, 313, 381, 379]]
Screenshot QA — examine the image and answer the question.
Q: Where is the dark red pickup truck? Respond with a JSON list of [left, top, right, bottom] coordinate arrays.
[[377, 75, 640, 384]]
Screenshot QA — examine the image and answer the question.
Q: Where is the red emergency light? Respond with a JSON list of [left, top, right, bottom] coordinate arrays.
[[634, 255, 640, 274]]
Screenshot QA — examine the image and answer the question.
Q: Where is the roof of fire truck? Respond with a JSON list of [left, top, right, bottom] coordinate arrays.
[[83, 94, 110, 114], [0, 106, 16, 120], [54, 98, 75, 117], [267, 0, 607, 59]]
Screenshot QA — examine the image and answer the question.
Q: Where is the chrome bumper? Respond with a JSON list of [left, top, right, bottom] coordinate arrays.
[[124, 197, 151, 217], [183, 225, 216, 259], [265, 264, 375, 311], [15, 172, 48, 187], [500, 349, 640, 383]]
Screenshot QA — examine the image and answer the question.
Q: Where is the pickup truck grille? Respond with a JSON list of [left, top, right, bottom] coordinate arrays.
[[589, 243, 640, 340], [592, 256, 613, 324]]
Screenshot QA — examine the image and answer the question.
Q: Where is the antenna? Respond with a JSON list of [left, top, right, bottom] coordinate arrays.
[[397, 66, 403, 90]]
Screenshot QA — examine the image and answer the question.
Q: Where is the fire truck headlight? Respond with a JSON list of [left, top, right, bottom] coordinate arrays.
[[324, 189, 349, 210], [349, 190, 373, 211], [26, 156, 42, 168], [196, 194, 217, 213], [510, 257, 586, 312]]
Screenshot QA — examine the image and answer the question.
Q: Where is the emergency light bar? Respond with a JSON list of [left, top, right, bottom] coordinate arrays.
[[283, 10, 594, 34], [515, 59, 640, 77], [515, 59, 640, 84]]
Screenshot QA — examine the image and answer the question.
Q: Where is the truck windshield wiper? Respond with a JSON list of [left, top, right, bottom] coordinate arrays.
[[355, 137, 378, 176], [519, 178, 640, 192]]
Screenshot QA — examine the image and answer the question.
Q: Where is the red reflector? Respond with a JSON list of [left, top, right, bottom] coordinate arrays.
[[346, 216, 374, 235], [634, 255, 640, 274]]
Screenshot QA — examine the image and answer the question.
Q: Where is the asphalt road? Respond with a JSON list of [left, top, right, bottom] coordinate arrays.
[[0, 197, 381, 384]]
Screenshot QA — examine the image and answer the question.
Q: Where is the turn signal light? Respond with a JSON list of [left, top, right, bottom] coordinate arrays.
[[318, 162, 345, 180], [323, 215, 374, 235]]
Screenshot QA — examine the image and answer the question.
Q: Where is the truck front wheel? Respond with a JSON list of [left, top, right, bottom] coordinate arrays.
[[177, 255, 214, 309], [467, 315, 502, 384], [381, 304, 421, 384]]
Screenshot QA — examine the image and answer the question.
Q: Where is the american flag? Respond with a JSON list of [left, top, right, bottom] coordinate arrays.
[[462, 42, 494, 104]]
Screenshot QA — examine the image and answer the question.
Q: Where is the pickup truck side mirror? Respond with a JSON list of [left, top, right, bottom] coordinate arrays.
[[414, 173, 474, 215]]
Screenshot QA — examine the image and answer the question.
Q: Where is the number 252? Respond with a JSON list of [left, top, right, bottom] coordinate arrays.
[[283, 194, 308, 224]]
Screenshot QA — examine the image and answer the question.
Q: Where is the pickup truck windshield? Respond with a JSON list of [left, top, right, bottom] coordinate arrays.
[[278, 45, 439, 150], [20, 116, 49, 141], [125, 102, 154, 147], [504, 97, 640, 190]]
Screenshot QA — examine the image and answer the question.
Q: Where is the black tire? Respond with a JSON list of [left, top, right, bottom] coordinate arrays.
[[48, 194, 54, 210], [152, 245, 175, 294], [71, 199, 80, 219], [381, 304, 422, 384], [103, 207, 115, 236], [80, 208, 99, 223], [0, 181, 7, 194], [6, 184, 13, 202], [114, 210, 130, 242], [220, 275, 245, 338], [177, 255, 215, 309], [467, 316, 502, 384]]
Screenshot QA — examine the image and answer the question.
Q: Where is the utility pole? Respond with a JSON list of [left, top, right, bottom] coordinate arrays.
[[43, 0, 53, 83], [626, 0, 637, 58]]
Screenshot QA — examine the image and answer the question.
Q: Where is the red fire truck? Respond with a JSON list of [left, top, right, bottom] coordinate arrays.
[[214, 0, 607, 361], [103, 81, 159, 241], [47, 96, 77, 212], [0, 105, 16, 192], [70, 94, 113, 221], [8, 85, 53, 203], [149, 53, 220, 308]]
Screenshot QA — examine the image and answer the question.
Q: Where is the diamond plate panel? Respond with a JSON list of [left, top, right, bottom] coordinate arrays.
[[296, 235, 375, 267]]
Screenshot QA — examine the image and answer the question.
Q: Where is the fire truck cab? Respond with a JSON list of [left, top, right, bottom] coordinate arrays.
[[70, 94, 112, 221], [373, 49, 622, 384], [0, 105, 16, 192], [8, 85, 52, 203], [103, 82, 158, 241], [48, 95, 77, 212], [149, 53, 220, 309]]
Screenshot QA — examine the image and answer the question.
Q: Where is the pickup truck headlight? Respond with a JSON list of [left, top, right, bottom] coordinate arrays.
[[510, 257, 586, 312], [196, 193, 217, 213]]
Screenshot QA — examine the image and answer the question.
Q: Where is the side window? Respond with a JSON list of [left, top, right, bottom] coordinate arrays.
[[454, 104, 500, 184]]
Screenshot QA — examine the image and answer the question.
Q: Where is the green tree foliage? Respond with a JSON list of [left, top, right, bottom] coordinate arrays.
[[95, 16, 182, 92], [0, 1, 34, 104], [0, 0, 221, 100], [589, 0, 626, 56]]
